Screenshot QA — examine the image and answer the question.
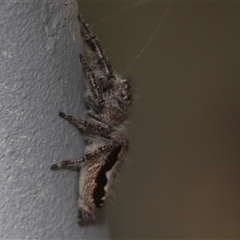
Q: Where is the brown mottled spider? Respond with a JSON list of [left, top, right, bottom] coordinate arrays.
[[51, 14, 132, 221]]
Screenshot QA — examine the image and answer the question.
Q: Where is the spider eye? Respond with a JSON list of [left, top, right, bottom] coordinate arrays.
[[122, 81, 131, 103], [124, 95, 131, 101]]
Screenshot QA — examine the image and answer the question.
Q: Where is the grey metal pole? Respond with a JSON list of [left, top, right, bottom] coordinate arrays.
[[0, 1, 109, 238]]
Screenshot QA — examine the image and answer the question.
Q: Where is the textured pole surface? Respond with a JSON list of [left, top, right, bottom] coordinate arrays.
[[0, 1, 109, 239]]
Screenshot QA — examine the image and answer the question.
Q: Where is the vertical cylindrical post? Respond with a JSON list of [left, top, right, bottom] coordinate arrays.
[[0, 1, 109, 238]]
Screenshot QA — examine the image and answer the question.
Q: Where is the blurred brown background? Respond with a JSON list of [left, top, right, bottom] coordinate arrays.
[[78, 1, 240, 239]]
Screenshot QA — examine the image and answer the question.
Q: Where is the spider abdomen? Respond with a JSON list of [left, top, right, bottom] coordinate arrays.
[[78, 141, 126, 220]]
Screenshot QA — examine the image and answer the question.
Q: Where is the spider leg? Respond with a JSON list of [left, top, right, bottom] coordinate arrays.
[[59, 112, 110, 136], [51, 142, 114, 170], [78, 14, 114, 83], [79, 54, 104, 107]]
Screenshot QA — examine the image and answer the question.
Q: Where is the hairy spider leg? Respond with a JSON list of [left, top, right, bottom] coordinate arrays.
[[51, 111, 115, 171], [79, 54, 104, 107], [78, 14, 114, 83], [51, 143, 115, 170], [59, 112, 110, 136]]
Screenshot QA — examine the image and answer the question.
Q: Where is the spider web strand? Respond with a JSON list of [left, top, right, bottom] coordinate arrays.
[[122, 2, 173, 76]]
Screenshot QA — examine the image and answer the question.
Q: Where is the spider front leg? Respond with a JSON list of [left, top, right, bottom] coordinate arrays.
[[79, 54, 104, 107], [78, 14, 114, 85]]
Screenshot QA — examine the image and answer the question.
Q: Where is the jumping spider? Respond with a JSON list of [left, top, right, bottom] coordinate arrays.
[[51, 14, 132, 221]]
